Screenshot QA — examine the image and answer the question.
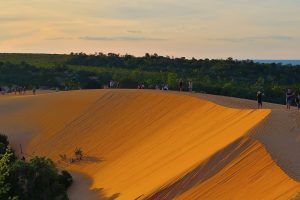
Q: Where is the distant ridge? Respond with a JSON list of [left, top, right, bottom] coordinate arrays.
[[255, 60, 300, 65]]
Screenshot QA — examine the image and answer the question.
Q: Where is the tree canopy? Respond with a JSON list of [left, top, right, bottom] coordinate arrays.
[[0, 134, 73, 200], [1, 53, 300, 104]]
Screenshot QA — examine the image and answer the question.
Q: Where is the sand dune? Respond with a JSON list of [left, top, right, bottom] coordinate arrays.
[[147, 137, 300, 200], [0, 89, 299, 199], [176, 137, 299, 200], [194, 92, 300, 184]]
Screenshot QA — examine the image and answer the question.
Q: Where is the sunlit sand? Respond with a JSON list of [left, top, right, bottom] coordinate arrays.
[[1, 89, 299, 199]]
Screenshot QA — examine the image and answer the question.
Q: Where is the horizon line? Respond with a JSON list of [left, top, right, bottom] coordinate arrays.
[[0, 52, 299, 61]]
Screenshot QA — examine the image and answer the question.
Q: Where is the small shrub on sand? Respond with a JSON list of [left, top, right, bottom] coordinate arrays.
[[74, 147, 83, 160], [59, 154, 67, 162]]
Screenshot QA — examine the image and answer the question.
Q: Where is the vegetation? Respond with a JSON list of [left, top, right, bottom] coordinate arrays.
[[0, 134, 9, 155], [0, 134, 73, 200], [74, 147, 83, 161], [0, 147, 17, 200], [1, 53, 300, 104]]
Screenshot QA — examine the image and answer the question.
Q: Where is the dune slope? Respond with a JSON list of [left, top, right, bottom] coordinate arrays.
[[1, 90, 296, 199], [147, 137, 300, 200], [195, 92, 300, 185]]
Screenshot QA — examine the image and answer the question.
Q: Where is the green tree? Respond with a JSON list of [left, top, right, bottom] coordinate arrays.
[[59, 170, 73, 189], [167, 73, 178, 89], [9, 157, 69, 200], [0, 147, 18, 200], [0, 133, 9, 155], [0, 133, 72, 200]]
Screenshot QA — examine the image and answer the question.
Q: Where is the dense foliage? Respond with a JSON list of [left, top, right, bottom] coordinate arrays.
[[0, 134, 9, 155], [1, 53, 300, 104], [0, 134, 73, 200]]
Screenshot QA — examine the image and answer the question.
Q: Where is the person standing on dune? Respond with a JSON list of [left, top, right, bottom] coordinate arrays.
[[179, 79, 183, 92], [33, 87, 36, 95], [109, 80, 115, 88], [286, 89, 294, 110], [188, 81, 193, 92], [257, 91, 264, 109], [295, 92, 300, 110], [22, 86, 26, 95]]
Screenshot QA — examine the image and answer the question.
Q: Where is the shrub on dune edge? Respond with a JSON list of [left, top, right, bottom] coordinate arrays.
[[0, 133, 73, 200]]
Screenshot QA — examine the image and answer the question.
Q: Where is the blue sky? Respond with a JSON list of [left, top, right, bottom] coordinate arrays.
[[0, 0, 299, 59]]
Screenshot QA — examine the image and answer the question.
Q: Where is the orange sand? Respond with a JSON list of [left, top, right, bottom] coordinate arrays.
[[148, 137, 300, 200], [176, 137, 300, 200], [0, 89, 299, 200]]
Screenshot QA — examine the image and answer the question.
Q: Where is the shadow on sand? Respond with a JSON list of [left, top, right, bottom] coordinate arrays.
[[81, 156, 104, 163], [68, 171, 120, 200], [58, 155, 105, 166], [145, 137, 254, 200]]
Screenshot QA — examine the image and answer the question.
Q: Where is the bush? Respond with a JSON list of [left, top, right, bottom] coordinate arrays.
[[0, 133, 9, 155], [9, 157, 70, 200], [0, 147, 18, 200], [0, 133, 73, 200], [0, 143, 6, 156], [59, 170, 73, 189]]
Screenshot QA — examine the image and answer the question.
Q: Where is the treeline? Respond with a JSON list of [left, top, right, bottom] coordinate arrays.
[[1, 53, 300, 104], [0, 133, 73, 200]]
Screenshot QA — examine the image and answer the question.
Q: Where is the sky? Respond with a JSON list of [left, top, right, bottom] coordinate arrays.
[[0, 0, 299, 59]]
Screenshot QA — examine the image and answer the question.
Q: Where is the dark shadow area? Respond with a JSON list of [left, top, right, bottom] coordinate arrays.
[[68, 171, 120, 200], [58, 155, 105, 165], [81, 156, 104, 163], [85, 188, 120, 200], [145, 137, 254, 200]]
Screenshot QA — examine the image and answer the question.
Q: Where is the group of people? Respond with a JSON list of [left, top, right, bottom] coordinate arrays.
[[286, 89, 300, 110], [109, 80, 120, 88], [257, 89, 300, 110], [0, 86, 37, 95], [109, 78, 193, 92], [152, 79, 193, 92], [137, 84, 145, 89], [179, 79, 193, 92], [161, 84, 169, 90], [14, 86, 27, 95]]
